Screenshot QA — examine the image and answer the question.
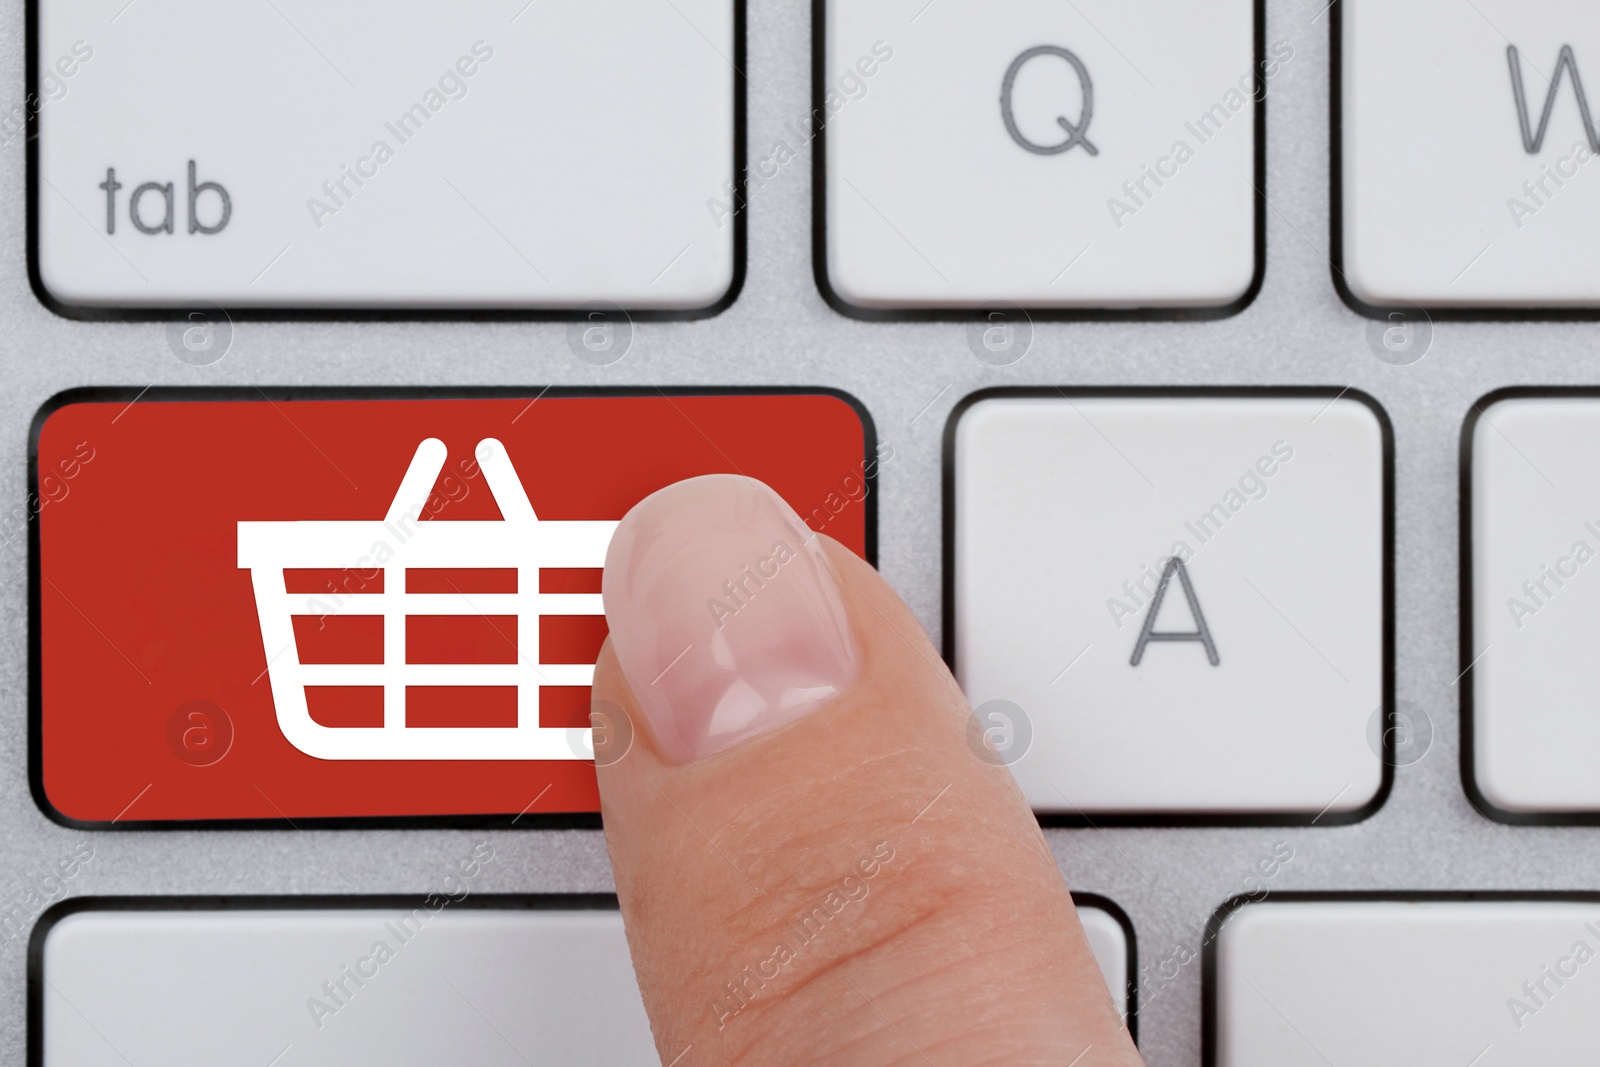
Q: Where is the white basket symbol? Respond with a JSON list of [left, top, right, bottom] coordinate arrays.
[[238, 437, 618, 760]]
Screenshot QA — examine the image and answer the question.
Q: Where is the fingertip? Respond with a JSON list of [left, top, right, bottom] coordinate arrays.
[[600, 474, 860, 765], [589, 475, 1143, 1066]]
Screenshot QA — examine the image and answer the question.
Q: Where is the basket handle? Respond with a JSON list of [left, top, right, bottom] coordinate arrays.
[[474, 438, 537, 523], [385, 438, 448, 522], [383, 438, 538, 524]]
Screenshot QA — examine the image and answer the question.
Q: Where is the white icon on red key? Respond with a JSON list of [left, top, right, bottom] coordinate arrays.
[[237, 438, 617, 761]]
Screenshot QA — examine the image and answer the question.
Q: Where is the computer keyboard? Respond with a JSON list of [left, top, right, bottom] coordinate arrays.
[[13, 0, 1600, 1064]]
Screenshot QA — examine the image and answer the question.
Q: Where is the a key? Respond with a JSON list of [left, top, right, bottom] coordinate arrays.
[[950, 391, 1389, 819], [1340, 0, 1600, 309], [34, 0, 737, 312], [1466, 390, 1600, 818], [1077, 897, 1135, 1023], [37, 900, 659, 1064], [32, 390, 876, 825], [821, 0, 1264, 312], [1211, 896, 1600, 1064], [35, 897, 1135, 1062]]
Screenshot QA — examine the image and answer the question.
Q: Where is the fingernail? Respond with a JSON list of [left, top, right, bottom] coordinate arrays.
[[601, 474, 860, 764]]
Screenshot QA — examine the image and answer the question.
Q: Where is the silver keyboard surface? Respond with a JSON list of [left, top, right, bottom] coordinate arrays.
[[6, 0, 1600, 1064]]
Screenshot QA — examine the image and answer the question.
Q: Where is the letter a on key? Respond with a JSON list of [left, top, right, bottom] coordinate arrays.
[[1130, 556, 1220, 666]]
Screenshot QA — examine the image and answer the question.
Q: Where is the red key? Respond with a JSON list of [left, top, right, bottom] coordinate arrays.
[[33, 391, 877, 827]]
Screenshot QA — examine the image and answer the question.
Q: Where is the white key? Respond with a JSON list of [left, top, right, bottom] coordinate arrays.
[[1341, 1, 1600, 308], [952, 394, 1388, 817], [1468, 394, 1600, 815], [1077, 901, 1134, 1022], [1213, 898, 1600, 1065], [40, 904, 659, 1065], [38, 900, 1132, 1062], [822, 0, 1265, 311], [35, 0, 736, 311]]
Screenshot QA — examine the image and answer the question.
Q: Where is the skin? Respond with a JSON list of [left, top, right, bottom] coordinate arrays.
[[593, 536, 1145, 1067]]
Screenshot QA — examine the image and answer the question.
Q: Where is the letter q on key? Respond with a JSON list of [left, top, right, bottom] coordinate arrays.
[[1000, 46, 1098, 156]]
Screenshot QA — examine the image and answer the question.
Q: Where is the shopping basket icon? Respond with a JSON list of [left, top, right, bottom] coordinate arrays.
[[238, 438, 617, 760]]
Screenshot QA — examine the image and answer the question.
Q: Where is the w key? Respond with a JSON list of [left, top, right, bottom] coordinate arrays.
[[1341, 0, 1600, 309]]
